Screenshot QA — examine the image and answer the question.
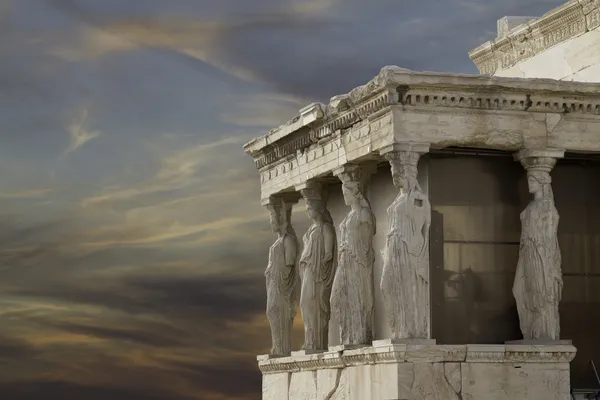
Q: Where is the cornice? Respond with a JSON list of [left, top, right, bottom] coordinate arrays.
[[469, 0, 600, 75], [257, 344, 577, 375], [243, 66, 600, 172]]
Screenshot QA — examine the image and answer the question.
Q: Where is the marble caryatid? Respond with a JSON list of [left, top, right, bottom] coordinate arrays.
[[381, 144, 431, 340], [265, 196, 300, 356], [513, 151, 564, 341], [331, 164, 377, 346], [298, 182, 337, 352]]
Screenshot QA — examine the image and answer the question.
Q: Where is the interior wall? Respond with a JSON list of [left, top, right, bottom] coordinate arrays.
[[552, 158, 600, 389], [428, 152, 600, 389]]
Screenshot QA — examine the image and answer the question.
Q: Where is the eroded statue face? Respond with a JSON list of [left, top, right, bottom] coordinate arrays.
[[305, 204, 319, 220], [342, 184, 357, 206], [269, 213, 280, 233], [391, 166, 408, 189], [527, 175, 542, 194]]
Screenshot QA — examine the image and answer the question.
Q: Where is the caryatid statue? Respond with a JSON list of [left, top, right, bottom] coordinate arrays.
[[381, 143, 431, 340], [298, 182, 337, 352], [330, 164, 377, 346], [513, 149, 564, 341], [264, 196, 300, 356]]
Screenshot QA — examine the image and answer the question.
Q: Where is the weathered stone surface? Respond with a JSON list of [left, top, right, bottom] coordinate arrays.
[[469, 0, 599, 78], [461, 362, 571, 400], [258, 344, 576, 399], [513, 150, 564, 341], [265, 196, 301, 356], [444, 363, 462, 394], [298, 181, 337, 352], [244, 65, 600, 201], [289, 371, 318, 400], [380, 143, 431, 340], [411, 363, 461, 400], [315, 369, 342, 399], [330, 164, 377, 346], [263, 372, 290, 400]]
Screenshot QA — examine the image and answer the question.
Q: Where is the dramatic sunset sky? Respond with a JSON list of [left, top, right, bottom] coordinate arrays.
[[1, 0, 566, 399]]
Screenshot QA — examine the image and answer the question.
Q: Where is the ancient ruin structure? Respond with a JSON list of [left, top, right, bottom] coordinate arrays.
[[245, 1, 600, 399]]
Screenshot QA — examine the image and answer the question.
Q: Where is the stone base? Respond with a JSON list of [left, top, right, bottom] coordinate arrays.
[[327, 344, 370, 352], [291, 349, 326, 356], [373, 338, 437, 346], [505, 339, 573, 345], [258, 343, 577, 400]]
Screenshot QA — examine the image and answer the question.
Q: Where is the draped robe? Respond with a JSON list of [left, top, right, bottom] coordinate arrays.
[[331, 209, 376, 345], [265, 234, 298, 355], [513, 197, 562, 340], [381, 188, 430, 339], [299, 222, 337, 350]]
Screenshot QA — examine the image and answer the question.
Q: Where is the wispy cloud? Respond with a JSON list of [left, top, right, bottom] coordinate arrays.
[[47, 27, 138, 62], [80, 135, 250, 207], [65, 108, 101, 153], [220, 93, 305, 128], [0, 188, 53, 200]]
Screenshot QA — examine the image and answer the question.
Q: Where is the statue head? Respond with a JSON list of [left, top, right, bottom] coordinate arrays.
[[266, 198, 295, 236], [305, 200, 322, 220], [387, 151, 420, 190], [521, 156, 555, 197], [341, 181, 362, 206], [390, 162, 419, 189], [268, 206, 282, 233], [527, 170, 551, 194]]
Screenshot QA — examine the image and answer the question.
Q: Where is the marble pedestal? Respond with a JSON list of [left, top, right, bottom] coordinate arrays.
[[258, 343, 577, 400]]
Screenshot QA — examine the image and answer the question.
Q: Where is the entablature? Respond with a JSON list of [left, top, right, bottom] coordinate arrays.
[[244, 66, 600, 201], [469, 0, 600, 75]]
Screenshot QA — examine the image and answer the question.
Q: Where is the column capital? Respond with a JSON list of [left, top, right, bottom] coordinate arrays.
[[295, 180, 322, 193], [333, 162, 377, 183], [296, 181, 327, 204], [379, 142, 430, 156], [261, 193, 301, 207], [514, 148, 565, 162], [514, 149, 565, 173]]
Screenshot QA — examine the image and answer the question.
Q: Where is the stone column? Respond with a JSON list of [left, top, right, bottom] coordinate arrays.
[[262, 194, 301, 356], [511, 148, 566, 343], [330, 163, 377, 347], [377, 142, 433, 344], [295, 181, 337, 353]]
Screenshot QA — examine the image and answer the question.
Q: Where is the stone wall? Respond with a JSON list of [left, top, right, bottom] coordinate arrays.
[[494, 26, 600, 82], [469, 0, 600, 82], [260, 343, 576, 400]]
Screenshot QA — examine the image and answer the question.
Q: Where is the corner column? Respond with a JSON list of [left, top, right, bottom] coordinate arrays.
[[262, 193, 301, 357], [511, 148, 566, 343], [378, 142, 433, 344]]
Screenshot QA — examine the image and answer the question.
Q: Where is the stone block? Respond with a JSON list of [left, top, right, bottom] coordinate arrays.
[[259, 344, 575, 399], [461, 362, 571, 400], [263, 372, 290, 400], [289, 371, 317, 400], [316, 369, 342, 399]]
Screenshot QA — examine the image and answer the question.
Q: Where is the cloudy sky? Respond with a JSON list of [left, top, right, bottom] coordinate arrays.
[[0, 0, 566, 399]]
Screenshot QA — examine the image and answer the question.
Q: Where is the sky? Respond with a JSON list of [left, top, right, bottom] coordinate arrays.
[[0, 0, 567, 399]]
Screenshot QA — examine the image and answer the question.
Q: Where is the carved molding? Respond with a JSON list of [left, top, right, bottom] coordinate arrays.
[[257, 344, 577, 374], [245, 67, 600, 174], [334, 162, 377, 187], [469, 0, 599, 74]]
